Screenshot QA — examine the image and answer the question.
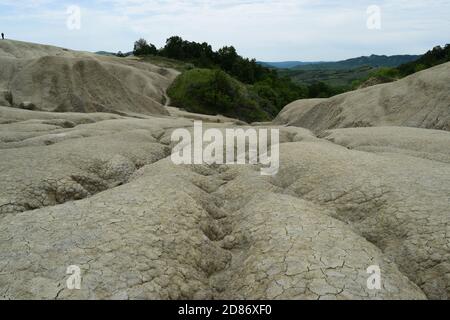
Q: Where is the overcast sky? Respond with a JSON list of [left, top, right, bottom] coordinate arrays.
[[1, 0, 449, 61]]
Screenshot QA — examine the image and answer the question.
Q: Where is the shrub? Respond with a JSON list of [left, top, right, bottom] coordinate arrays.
[[167, 69, 272, 123]]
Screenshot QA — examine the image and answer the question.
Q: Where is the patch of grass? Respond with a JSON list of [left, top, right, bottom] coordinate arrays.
[[167, 68, 272, 123]]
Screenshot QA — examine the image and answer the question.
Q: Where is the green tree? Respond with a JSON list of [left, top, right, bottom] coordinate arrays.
[[133, 38, 157, 56], [161, 36, 185, 59], [217, 46, 239, 72]]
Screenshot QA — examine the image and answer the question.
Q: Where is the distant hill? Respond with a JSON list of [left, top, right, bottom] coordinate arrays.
[[258, 61, 323, 69], [351, 44, 450, 89], [259, 54, 421, 70], [290, 54, 421, 70], [274, 54, 422, 89], [279, 66, 375, 88]]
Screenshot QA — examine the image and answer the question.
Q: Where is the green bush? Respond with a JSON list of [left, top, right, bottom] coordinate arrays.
[[168, 69, 273, 123]]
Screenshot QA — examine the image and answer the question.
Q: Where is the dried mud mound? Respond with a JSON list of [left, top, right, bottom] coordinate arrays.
[[275, 62, 450, 132], [0, 40, 177, 116], [0, 107, 449, 300], [0, 41, 449, 300]]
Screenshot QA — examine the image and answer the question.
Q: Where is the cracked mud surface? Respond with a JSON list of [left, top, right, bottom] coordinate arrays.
[[1, 106, 448, 300]]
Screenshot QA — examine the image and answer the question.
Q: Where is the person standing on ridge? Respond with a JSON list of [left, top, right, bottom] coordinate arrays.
[[1, 33, 4, 40]]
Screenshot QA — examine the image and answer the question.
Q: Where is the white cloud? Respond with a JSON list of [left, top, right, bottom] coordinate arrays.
[[1, 0, 449, 60]]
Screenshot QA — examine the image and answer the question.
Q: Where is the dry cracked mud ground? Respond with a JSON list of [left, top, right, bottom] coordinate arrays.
[[0, 41, 449, 300], [0, 106, 449, 300]]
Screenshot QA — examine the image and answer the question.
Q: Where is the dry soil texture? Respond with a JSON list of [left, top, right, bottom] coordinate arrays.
[[0, 41, 449, 300]]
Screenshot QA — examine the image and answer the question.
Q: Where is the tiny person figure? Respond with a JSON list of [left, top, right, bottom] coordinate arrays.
[[1, 33, 4, 40]]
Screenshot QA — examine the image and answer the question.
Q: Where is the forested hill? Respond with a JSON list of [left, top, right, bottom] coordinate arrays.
[[131, 36, 309, 122], [260, 54, 421, 70], [127, 38, 448, 122], [258, 61, 323, 69]]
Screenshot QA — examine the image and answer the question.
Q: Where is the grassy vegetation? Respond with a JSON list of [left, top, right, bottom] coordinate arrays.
[[132, 37, 449, 121], [132, 36, 309, 122], [167, 69, 274, 123]]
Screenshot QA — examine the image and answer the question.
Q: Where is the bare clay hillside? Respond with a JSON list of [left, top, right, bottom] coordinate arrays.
[[0, 40, 178, 116], [275, 62, 450, 132]]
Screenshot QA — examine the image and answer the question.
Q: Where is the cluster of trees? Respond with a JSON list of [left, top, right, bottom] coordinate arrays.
[[133, 36, 310, 121], [133, 39, 158, 56], [397, 44, 450, 76], [133, 36, 271, 84]]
